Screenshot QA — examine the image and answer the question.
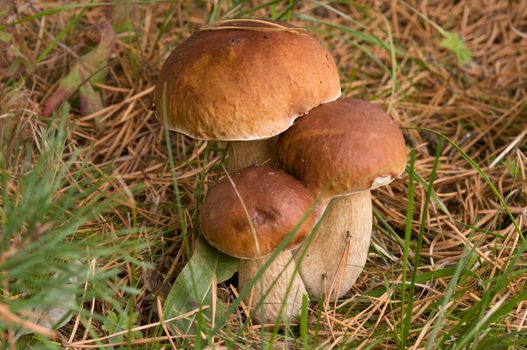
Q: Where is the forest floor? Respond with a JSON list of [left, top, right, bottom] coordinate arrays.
[[1, 1, 526, 349]]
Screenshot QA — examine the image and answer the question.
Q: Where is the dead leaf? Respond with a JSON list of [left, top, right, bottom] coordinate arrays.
[[42, 21, 115, 116]]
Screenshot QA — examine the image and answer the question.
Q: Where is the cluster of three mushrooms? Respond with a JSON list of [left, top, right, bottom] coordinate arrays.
[[155, 19, 407, 324], [155, 19, 341, 324]]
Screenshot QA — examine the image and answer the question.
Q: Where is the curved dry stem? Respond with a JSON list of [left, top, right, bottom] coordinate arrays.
[[198, 19, 307, 34]]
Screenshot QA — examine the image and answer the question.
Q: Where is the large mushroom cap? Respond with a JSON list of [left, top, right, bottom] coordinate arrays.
[[199, 166, 319, 259], [155, 19, 341, 141], [276, 98, 407, 197]]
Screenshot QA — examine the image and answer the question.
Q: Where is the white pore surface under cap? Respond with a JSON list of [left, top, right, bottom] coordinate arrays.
[[371, 175, 394, 189]]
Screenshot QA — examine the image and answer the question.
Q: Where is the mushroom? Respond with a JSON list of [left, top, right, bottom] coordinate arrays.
[[199, 166, 320, 324], [276, 98, 407, 300], [154, 19, 341, 171]]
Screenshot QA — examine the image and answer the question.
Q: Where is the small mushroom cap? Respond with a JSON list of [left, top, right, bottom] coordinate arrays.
[[199, 166, 319, 259], [155, 19, 341, 141], [276, 98, 407, 197]]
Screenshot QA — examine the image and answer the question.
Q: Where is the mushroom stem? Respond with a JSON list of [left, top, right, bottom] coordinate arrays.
[[294, 191, 372, 300], [238, 250, 307, 325], [226, 138, 278, 170]]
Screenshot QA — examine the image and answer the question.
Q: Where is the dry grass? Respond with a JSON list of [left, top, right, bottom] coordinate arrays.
[[1, 0, 526, 349]]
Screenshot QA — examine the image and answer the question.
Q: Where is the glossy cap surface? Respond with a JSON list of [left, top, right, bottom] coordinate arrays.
[[199, 166, 319, 259], [155, 20, 341, 140], [277, 98, 407, 197]]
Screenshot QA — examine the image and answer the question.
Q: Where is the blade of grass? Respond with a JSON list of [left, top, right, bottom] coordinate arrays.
[[381, 15, 397, 113], [425, 245, 476, 350], [159, 83, 205, 347], [34, 0, 89, 64], [208, 0, 224, 23], [297, 14, 392, 52], [300, 294, 309, 349], [453, 291, 527, 350], [235, 0, 284, 17], [402, 135, 444, 344], [152, 0, 179, 52], [399, 148, 416, 349], [276, 0, 296, 21], [440, 241, 526, 348]]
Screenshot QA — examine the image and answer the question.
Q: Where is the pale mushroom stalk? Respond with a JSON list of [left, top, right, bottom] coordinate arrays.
[[238, 250, 307, 325], [299, 191, 372, 300], [226, 138, 278, 170], [277, 98, 407, 300]]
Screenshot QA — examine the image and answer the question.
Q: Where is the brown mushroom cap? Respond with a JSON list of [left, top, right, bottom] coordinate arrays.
[[199, 166, 319, 259], [155, 19, 340, 141], [276, 98, 407, 197]]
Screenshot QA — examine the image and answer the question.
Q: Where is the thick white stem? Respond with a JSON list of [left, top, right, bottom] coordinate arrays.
[[226, 137, 307, 324], [238, 251, 307, 325], [294, 191, 372, 300]]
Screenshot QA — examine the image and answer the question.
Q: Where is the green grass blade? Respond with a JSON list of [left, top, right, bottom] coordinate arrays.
[[399, 148, 416, 349], [403, 136, 444, 344], [300, 294, 309, 349], [425, 246, 475, 350], [35, 0, 88, 64]]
